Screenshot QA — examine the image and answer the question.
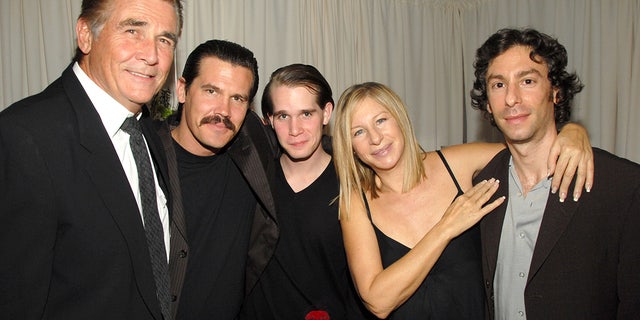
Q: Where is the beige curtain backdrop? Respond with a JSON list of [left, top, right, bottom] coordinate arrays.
[[1, 0, 638, 163]]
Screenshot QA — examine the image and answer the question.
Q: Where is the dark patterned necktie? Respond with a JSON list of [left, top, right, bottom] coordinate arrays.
[[120, 116, 170, 319]]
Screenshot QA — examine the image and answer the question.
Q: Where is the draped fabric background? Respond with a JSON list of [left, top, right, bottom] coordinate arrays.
[[1, 0, 638, 162]]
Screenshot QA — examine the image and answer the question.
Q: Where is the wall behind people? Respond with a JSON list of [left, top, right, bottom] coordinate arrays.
[[1, 0, 638, 163]]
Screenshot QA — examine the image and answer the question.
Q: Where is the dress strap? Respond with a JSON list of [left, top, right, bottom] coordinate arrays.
[[436, 150, 464, 197], [361, 190, 374, 222]]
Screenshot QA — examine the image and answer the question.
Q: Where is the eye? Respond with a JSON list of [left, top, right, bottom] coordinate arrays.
[[158, 37, 175, 48], [375, 118, 387, 125], [490, 82, 504, 89], [205, 88, 216, 94], [302, 111, 312, 118], [522, 78, 536, 86], [231, 95, 246, 103], [352, 128, 364, 137], [276, 114, 289, 120]]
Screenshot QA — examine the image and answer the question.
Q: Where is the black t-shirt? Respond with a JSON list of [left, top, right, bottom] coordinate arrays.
[[240, 160, 372, 320], [173, 140, 257, 320]]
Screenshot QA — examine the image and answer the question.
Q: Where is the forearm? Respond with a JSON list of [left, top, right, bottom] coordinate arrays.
[[357, 225, 452, 318]]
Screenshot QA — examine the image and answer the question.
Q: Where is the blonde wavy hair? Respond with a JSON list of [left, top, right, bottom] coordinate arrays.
[[332, 82, 425, 219]]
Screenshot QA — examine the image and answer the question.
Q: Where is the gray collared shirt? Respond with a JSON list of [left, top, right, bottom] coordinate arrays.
[[494, 157, 551, 320]]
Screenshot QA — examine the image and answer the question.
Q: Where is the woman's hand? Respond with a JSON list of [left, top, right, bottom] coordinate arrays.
[[436, 179, 505, 240], [549, 123, 594, 202]]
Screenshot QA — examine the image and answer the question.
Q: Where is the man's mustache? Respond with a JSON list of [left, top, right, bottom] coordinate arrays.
[[200, 114, 235, 131]]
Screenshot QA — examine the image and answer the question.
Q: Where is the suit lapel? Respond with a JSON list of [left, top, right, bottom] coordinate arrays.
[[141, 110, 170, 200], [528, 191, 579, 281], [151, 120, 187, 243], [480, 151, 511, 282], [228, 126, 277, 218], [152, 120, 189, 318], [63, 67, 163, 319]]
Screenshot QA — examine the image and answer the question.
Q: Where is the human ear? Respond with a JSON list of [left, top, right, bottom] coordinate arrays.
[[176, 77, 187, 104], [76, 18, 93, 54], [323, 102, 334, 125]]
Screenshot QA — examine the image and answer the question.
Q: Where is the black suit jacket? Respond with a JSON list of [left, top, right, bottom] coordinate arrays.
[[0, 65, 166, 319], [476, 148, 640, 319], [228, 111, 279, 295], [158, 110, 279, 318]]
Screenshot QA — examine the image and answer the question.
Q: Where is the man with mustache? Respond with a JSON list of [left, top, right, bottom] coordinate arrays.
[[164, 39, 278, 319]]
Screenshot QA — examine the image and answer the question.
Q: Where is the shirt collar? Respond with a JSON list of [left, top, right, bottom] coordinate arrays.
[[72, 62, 135, 138]]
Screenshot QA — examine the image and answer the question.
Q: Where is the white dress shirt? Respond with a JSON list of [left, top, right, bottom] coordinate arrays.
[[72, 63, 170, 261]]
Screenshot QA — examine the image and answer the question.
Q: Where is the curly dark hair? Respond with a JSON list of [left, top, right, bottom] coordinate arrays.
[[470, 28, 583, 127]]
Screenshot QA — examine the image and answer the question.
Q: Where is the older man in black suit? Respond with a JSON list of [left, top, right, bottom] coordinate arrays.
[[0, 0, 183, 319]]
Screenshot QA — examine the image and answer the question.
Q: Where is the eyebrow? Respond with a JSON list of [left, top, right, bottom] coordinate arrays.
[[201, 84, 249, 101], [487, 68, 542, 82], [160, 30, 178, 44], [119, 18, 147, 29], [201, 83, 220, 91], [515, 68, 543, 79], [119, 18, 178, 44], [273, 108, 317, 116]]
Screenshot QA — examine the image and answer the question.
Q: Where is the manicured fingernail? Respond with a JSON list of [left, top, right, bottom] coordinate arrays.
[[586, 185, 591, 192], [559, 192, 566, 202], [573, 193, 579, 202], [551, 187, 557, 194]]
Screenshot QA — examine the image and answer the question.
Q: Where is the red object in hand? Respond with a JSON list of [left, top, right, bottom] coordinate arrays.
[[305, 310, 330, 320]]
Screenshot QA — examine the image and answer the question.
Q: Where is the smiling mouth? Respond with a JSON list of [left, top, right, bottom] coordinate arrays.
[[372, 144, 390, 156], [504, 114, 528, 122], [289, 140, 307, 147], [129, 70, 153, 79]]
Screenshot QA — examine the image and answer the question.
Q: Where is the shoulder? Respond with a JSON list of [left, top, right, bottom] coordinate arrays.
[[473, 148, 511, 183], [442, 141, 504, 163], [239, 110, 279, 158], [593, 147, 639, 167], [239, 111, 268, 142], [592, 148, 640, 185], [437, 142, 506, 184], [1, 86, 78, 146], [2, 65, 80, 127], [2, 81, 66, 119]]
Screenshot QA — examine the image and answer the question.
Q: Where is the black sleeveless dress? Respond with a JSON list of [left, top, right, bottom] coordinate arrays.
[[363, 150, 485, 319]]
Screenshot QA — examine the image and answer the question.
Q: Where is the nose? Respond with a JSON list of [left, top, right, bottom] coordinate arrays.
[[369, 127, 382, 145], [214, 99, 231, 117], [137, 38, 159, 65], [288, 117, 303, 136], [505, 85, 521, 107]]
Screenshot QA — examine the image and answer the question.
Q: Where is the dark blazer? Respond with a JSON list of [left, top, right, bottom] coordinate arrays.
[[158, 110, 279, 318], [0, 65, 166, 319], [476, 148, 640, 320], [228, 111, 279, 295]]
